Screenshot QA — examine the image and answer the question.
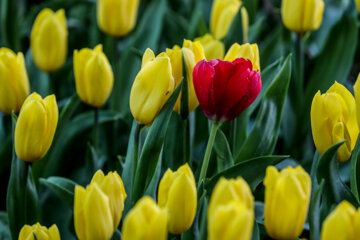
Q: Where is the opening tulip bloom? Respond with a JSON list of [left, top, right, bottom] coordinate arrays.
[[18, 223, 60, 240], [195, 34, 225, 61], [193, 58, 261, 122]]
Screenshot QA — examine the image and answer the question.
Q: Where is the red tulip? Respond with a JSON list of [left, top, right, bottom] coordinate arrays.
[[193, 58, 261, 122]]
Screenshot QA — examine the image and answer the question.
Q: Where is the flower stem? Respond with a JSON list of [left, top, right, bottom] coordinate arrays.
[[93, 108, 99, 150], [198, 122, 219, 185]]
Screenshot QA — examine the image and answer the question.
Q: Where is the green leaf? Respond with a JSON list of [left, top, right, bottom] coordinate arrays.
[[0, 212, 11, 240], [0, 0, 22, 50], [236, 55, 291, 163], [350, 136, 360, 202], [206, 155, 289, 192], [309, 180, 324, 240], [223, 6, 244, 47], [213, 128, 234, 169], [39, 177, 77, 207]]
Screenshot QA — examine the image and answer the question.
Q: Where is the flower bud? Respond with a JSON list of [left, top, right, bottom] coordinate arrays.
[[18, 223, 60, 240], [281, 0, 325, 33], [208, 177, 254, 240], [311, 82, 359, 162], [31, 8, 67, 72], [194, 34, 225, 60], [264, 166, 311, 240], [193, 58, 261, 122], [158, 163, 197, 234], [122, 196, 168, 240], [97, 0, 140, 37], [74, 44, 114, 107], [130, 48, 175, 125], [224, 43, 260, 71], [0, 48, 30, 114], [15, 93, 58, 162]]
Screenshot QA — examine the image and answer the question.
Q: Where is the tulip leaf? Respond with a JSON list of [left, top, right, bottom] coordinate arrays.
[[316, 141, 360, 212], [224, 6, 244, 48], [252, 222, 260, 240], [309, 179, 324, 240], [132, 82, 182, 202], [205, 155, 289, 192], [235, 55, 291, 163], [39, 177, 77, 207], [0, 0, 21, 51], [350, 137, 360, 202], [0, 212, 11, 240], [213, 128, 234, 169]]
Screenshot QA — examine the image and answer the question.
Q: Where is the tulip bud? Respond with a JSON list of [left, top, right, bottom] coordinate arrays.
[[193, 58, 261, 122], [210, 0, 248, 41], [194, 34, 225, 60], [224, 43, 260, 71], [97, 0, 140, 37], [281, 0, 325, 33], [90, 170, 127, 231], [14, 93, 58, 162], [311, 82, 359, 162], [353, 74, 360, 129], [264, 166, 311, 240], [320, 201, 360, 240], [158, 163, 197, 234], [122, 196, 168, 240], [74, 44, 114, 107], [130, 48, 175, 125], [18, 223, 60, 240], [30, 8, 67, 72], [208, 177, 254, 240], [0, 48, 30, 114]]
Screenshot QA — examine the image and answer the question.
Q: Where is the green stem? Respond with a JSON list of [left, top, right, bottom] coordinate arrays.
[[182, 119, 190, 164], [198, 122, 219, 185], [296, 33, 304, 110], [230, 119, 237, 153], [133, 123, 142, 175], [93, 108, 99, 150]]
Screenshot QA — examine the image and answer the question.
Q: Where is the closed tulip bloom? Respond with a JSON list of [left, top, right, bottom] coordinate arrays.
[[15, 93, 58, 162], [353, 74, 360, 129], [264, 166, 311, 240], [19, 223, 60, 240], [90, 170, 127, 231], [193, 58, 261, 122], [74, 44, 114, 107], [281, 0, 325, 33], [97, 0, 140, 37], [195, 34, 225, 60], [158, 163, 197, 234], [31, 8, 67, 72], [311, 82, 359, 162], [321, 201, 360, 240], [224, 43, 260, 71], [0, 48, 30, 114], [122, 196, 168, 240]]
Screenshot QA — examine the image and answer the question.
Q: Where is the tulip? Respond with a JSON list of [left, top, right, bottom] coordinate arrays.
[[0, 48, 30, 114], [74, 44, 114, 107], [194, 34, 225, 60], [14, 93, 58, 162], [130, 48, 175, 125], [31, 8, 67, 72], [97, 0, 140, 37], [224, 43, 260, 71], [281, 0, 325, 33], [90, 170, 127, 231], [357, 0, 360, 14], [353, 74, 360, 129], [122, 196, 168, 240], [311, 82, 359, 162], [210, 0, 248, 41], [18, 223, 60, 240], [158, 163, 197, 234], [264, 166, 311, 240], [166, 40, 206, 114], [193, 58, 261, 122], [321, 201, 360, 240]]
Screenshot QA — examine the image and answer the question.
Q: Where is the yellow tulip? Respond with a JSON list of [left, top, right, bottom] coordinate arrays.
[[194, 34, 225, 60], [210, 0, 248, 41], [14, 93, 58, 162], [311, 82, 359, 162], [321, 201, 360, 240], [353, 74, 360, 129], [18, 223, 60, 240], [74, 44, 114, 107], [224, 43, 260, 71], [208, 177, 254, 240], [0, 48, 30, 114], [264, 166, 311, 240], [122, 196, 168, 240], [97, 0, 140, 37], [130, 48, 175, 125], [158, 163, 197, 234], [281, 0, 325, 33], [31, 8, 67, 72], [357, 0, 360, 14]]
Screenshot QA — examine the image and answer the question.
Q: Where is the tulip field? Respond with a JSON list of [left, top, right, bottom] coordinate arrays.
[[1, 0, 360, 239]]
